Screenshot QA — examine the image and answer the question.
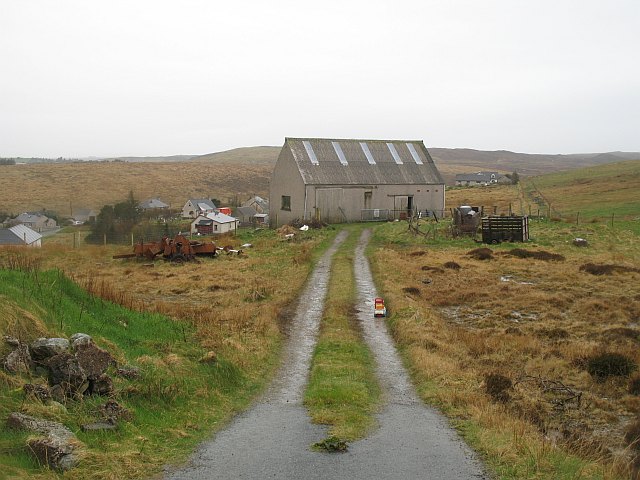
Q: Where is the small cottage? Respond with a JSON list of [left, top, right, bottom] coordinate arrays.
[[13, 213, 57, 231], [455, 172, 509, 186], [190, 212, 238, 235], [242, 196, 269, 214], [139, 198, 169, 210], [182, 199, 217, 219]]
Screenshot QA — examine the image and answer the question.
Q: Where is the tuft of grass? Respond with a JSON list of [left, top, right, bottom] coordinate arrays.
[[304, 226, 380, 443], [312, 436, 348, 452], [586, 353, 637, 380]]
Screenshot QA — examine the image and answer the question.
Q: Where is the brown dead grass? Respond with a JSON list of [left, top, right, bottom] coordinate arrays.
[[0, 162, 271, 214], [371, 223, 640, 478], [4, 229, 331, 380]]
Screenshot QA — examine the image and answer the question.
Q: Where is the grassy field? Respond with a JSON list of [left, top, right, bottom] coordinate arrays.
[[0, 227, 336, 478], [370, 168, 640, 478], [446, 160, 640, 221], [305, 226, 380, 444]]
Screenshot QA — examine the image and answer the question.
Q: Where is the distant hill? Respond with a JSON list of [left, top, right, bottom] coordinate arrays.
[[102, 155, 197, 163], [98, 146, 639, 182], [190, 146, 281, 165]]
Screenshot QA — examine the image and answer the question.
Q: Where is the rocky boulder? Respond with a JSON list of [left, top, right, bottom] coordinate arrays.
[[47, 353, 88, 396], [30, 338, 70, 362], [3, 335, 20, 347], [4, 345, 32, 374], [70, 333, 92, 350], [6, 412, 83, 471], [23, 383, 52, 402], [573, 238, 589, 247], [75, 342, 115, 380], [100, 399, 132, 422], [115, 365, 141, 380], [89, 373, 114, 396]]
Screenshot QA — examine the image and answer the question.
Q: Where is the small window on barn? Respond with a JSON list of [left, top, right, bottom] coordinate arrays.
[[214, 225, 218, 231], [281, 195, 291, 211]]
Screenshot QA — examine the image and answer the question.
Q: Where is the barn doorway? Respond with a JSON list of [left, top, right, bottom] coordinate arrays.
[[316, 188, 345, 223]]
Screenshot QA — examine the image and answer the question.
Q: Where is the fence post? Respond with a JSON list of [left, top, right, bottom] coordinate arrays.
[[611, 213, 615, 227], [103, 233, 106, 246], [576, 212, 580, 225], [131, 233, 134, 246]]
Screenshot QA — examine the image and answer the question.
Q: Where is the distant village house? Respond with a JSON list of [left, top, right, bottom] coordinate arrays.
[[242, 196, 269, 214], [139, 198, 169, 210], [269, 137, 445, 226], [190, 212, 238, 235], [455, 172, 509, 187], [12, 212, 57, 231], [70, 208, 96, 224], [234, 206, 269, 227], [182, 199, 217, 219]]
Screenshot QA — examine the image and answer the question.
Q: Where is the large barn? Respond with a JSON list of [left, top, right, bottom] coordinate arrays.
[[269, 138, 445, 226]]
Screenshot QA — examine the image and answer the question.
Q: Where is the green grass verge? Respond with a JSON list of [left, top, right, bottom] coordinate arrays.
[[304, 226, 381, 443], [0, 268, 273, 479]]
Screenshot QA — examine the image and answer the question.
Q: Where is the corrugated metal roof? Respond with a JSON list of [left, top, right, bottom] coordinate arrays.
[[7, 225, 42, 245], [285, 138, 443, 185], [0, 229, 20, 245], [204, 212, 237, 224], [139, 198, 169, 209]]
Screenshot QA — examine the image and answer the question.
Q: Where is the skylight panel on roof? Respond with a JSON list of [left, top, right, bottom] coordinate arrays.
[[303, 141, 319, 165], [331, 141, 348, 166], [360, 142, 376, 165], [387, 143, 403, 164], [406, 143, 423, 165]]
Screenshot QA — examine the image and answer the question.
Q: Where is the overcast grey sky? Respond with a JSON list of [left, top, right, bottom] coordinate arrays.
[[1, 0, 639, 157]]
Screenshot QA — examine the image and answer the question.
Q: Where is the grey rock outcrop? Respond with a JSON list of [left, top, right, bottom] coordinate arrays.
[[89, 373, 114, 396], [3, 335, 20, 347], [4, 345, 32, 374], [6, 412, 83, 471], [23, 383, 52, 402], [30, 338, 70, 361], [47, 352, 88, 395], [115, 365, 141, 380], [70, 333, 92, 350], [75, 342, 115, 380]]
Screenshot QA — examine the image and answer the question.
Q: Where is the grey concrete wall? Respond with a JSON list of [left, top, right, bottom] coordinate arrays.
[[308, 184, 445, 222], [269, 147, 306, 227]]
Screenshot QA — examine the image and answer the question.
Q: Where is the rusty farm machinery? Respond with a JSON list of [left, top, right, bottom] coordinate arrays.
[[112, 234, 241, 262]]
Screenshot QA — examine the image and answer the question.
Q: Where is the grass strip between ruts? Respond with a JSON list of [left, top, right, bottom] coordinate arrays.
[[304, 226, 381, 444]]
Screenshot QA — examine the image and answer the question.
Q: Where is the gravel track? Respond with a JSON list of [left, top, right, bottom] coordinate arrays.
[[165, 229, 488, 479]]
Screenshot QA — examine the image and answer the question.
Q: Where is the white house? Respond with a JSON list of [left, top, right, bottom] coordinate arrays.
[[0, 225, 42, 247], [190, 212, 238, 235], [182, 198, 217, 218]]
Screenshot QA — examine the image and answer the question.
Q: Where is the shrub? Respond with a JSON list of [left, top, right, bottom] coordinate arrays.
[[443, 261, 461, 270], [586, 352, 637, 380], [467, 248, 493, 260], [629, 374, 640, 395], [402, 287, 421, 296], [485, 373, 512, 402]]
